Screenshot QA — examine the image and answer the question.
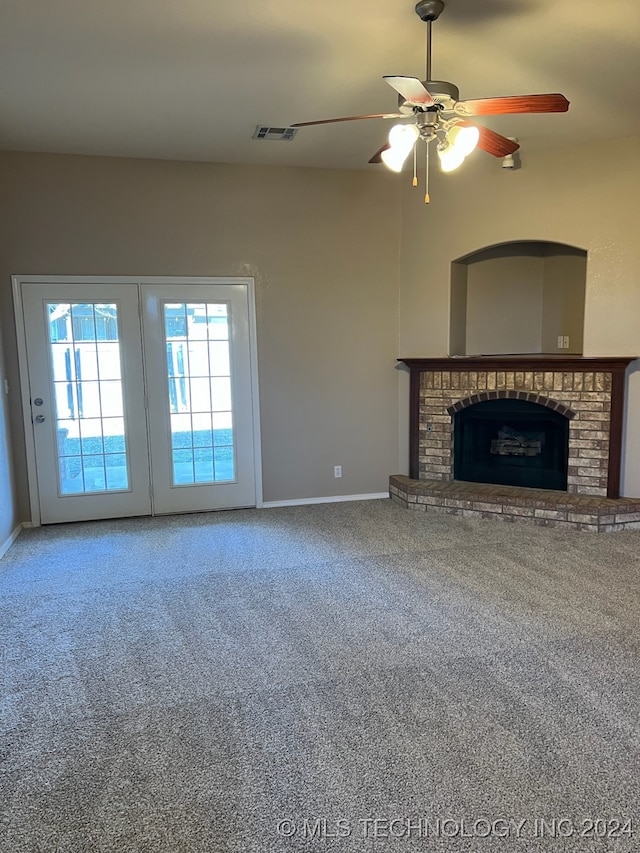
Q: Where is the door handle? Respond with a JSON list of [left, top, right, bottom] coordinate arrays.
[[34, 414, 46, 424]]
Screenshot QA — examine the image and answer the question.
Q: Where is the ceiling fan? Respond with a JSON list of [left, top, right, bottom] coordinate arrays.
[[291, 0, 569, 201]]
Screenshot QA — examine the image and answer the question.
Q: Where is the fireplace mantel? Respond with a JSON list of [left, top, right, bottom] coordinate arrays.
[[398, 355, 636, 499], [399, 355, 636, 371]]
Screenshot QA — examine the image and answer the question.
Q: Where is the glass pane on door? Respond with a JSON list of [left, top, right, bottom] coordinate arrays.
[[164, 303, 235, 486], [47, 302, 130, 495]]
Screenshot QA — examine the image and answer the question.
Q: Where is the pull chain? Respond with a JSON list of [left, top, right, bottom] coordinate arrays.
[[424, 144, 430, 204], [412, 142, 418, 187]]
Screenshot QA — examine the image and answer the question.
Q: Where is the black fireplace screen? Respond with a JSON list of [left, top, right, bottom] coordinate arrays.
[[453, 399, 569, 490]]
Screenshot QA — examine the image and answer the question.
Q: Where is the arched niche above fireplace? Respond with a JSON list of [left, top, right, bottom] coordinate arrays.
[[449, 240, 587, 357]]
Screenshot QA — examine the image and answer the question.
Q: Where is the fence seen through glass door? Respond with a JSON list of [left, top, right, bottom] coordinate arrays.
[[49, 302, 129, 494], [164, 302, 235, 486]]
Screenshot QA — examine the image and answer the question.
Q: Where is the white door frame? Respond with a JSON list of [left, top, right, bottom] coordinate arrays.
[[12, 275, 263, 526]]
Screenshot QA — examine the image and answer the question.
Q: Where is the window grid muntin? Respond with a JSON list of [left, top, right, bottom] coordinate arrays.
[[164, 302, 235, 486], [47, 302, 130, 495]]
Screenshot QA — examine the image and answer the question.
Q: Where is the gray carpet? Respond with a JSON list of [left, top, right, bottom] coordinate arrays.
[[1, 499, 639, 852]]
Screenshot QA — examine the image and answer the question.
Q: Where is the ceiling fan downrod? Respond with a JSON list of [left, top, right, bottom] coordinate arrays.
[[415, 0, 445, 91]]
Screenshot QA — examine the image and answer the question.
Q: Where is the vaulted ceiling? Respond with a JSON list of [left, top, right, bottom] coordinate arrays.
[[1, 0, 639, 170]]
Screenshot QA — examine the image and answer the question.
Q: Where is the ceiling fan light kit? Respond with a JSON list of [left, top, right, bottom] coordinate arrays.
[[381, 124, 421, 172], [447, 125, 479, 157], [291, 0, 569, 202], [437, 124, 480, 172]]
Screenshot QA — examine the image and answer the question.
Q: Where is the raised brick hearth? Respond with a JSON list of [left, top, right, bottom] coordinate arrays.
[[389, 476, 640, 533], [391, 356, 639, 532]]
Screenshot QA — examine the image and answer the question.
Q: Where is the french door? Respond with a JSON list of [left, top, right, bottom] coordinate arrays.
[[16, 278, 260, 524]]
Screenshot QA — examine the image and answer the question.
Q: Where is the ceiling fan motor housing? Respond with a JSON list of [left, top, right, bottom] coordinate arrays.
[[398, 80, 460, 113]]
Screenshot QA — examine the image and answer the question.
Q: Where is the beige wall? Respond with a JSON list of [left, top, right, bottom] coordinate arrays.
[[448, 261, 467, 357], [398, 134, 640, 496], [465, 255, 543, 355], [541, 253, 586, 353], [0, 152, 402, 522]]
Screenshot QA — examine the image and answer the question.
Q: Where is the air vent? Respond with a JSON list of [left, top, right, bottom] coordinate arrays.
[[252, 125, 298, 141]]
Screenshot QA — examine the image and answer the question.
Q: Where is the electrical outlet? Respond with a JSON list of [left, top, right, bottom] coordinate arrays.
[[563, 336, 570, 349], [334, 465, 342, 478], [557, 335, 564, 349]]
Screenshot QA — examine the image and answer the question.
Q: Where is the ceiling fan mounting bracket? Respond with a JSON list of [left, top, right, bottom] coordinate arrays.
[[415, 0, 445, 22]]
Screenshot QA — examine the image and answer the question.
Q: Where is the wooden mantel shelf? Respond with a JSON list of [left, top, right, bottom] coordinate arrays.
[[398, 355, 637, 372]]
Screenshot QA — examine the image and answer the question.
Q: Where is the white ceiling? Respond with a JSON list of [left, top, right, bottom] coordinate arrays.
[[1, 0, 639, 170]]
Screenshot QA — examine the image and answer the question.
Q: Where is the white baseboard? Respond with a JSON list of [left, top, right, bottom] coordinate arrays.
[[0, 524, 24, 560], [262, 492, 389, 509]]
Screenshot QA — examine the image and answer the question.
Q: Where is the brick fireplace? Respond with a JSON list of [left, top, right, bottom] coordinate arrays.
[[390, 356, 640, 532]]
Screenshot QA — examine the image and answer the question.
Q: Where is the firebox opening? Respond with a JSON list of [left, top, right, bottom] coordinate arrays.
[[453, 398, 569, 491]]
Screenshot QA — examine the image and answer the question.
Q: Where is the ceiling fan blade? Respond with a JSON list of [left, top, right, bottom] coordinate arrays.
[[465, 123, 520, 157], [368, 143, 391, 164], [383, 76, 435, 107], [291, 113, 404, 128], [454, 93, 569, 117]]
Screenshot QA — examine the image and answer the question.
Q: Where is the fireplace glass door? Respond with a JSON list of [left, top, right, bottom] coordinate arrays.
[[453, 399, 569, 491]]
